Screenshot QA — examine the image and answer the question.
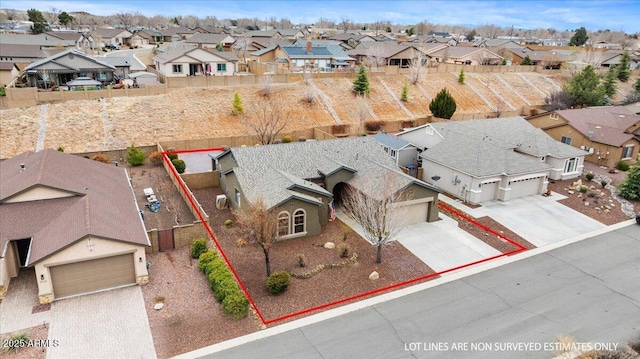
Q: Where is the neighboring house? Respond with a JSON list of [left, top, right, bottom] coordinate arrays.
[[397, 117, 587, 204], [275, 42, 355, 70], [0, 62, 20, 85], [0, 149, 150, 303], [244, 29, 305, 42], [506, 48, 570, 68], [0, 44, 47, 63], [600, 50, 640, 69], [127, 32, 149, 47], [46, 31, 94, 50], [93, 28, 133, 48], [373, 133, 420, 168], [185, 33, 236, 50], [23, 49, 117, 88], [0, 33, 76, 49], [159, 26, 197, 42], [428, 47, 503, 65], [527, 106, 640, 168], [475, 39, 522, 49], [330, 33, 377, 48], [213, 137, 441, 237], [347, 42, 445, 67], [153, 43, 238, 76], [136, 29, 164, 45], [95, 56, 132, 79]]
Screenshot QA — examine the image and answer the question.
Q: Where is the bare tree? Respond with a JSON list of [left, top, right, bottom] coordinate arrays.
[[235, 198, 279, 276], [478, 24, 501, 39], [494, 99, 505, 118], [408, 45, 427, 84], [46, 7, 60, 26], [340, 174, 411, 263], [114, 12, 136, 31], [259, 74, 274, 97], [365, 42, 388, 69], [148, 15, 168, 29], [340, 17, 352, 32], [243, 99, 290, 145]]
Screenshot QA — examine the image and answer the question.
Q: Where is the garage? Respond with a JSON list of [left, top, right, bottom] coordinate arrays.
[[509, 176, 544, 200], [479, 181, 500, 202], [50, 254, 136, 299], [393, 199, 430, 226]]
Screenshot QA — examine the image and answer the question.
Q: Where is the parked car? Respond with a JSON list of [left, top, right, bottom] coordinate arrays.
[[105, 44, 120, 50], [636, 211, 640, 225]]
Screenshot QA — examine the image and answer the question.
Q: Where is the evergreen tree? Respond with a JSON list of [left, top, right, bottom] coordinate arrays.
[[27, 9, 49, 34], [58, 11, 74, 28], [352, 66, 370, 95], [520, 55, 533, 65], [635, 77, 640, 94], [564, 65, 605, 108], [231, 92, 244, 115], [569, 27, 588, 46], [458, 68, 465, 84], [429, 88, 457, 119], [400, 82, 408, 102], [617, 51, 631, 82], [603, 66, 617, 97], [618, 160, 640, 200]]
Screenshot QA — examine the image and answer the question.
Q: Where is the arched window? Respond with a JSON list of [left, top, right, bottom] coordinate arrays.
[[293, 209, 306, 234], [277, 212, 290, 237]]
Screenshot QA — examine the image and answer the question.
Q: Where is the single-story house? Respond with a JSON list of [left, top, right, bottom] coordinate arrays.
[[397, 117, 587, 204], [46, 31, 94, 50], [185, 33, 236, 50], [275, 42, 356, 70], [213, 137, 441, 238], [23, 49, 117, 88], [92, 28, 133, 48], [128, 71, 158, 87], [0, 44, 46, 63], [153, 44, 238, 76], [0, 33, 77, 49], [428, 47, 503, 65], [347, 42, 445, 67], [0, 149, 150, 303], [330, 33, 377, 48], [0, 62, 20, 86], [600, 50, 640, 69], [159, 26, 196, 42], [136, 29, 164, 45], [526, 106, 640, 168], [127, 32, 149, 47], [373, 133, 420, 168]]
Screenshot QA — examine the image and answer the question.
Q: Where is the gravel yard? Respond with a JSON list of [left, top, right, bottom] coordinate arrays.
[[0, 325, 48, 359]]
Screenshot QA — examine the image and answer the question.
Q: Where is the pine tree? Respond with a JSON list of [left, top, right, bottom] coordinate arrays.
[[352, 66, 370, 95], [635, 77, 640, 94], [27, 9, 49, 34], [618, 160, 640, 200], [617, 51, 631, 82], [603, 66, 617, 97], [458, 68, 465, 84], [520, 55, 533, 66], [569, 27, 588, 47], [400, 81, 408, 102], [231, 92, 244, 115], [565, 65, 605, 108], [429, 88, 457, 119]]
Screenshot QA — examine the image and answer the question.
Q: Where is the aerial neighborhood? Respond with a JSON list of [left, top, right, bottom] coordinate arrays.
[[0, 3, 639, 359]]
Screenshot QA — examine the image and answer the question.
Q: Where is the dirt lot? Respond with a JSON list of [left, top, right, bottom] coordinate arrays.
[[192, 187, 437, 324]]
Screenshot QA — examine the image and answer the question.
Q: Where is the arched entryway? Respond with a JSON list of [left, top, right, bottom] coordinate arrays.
[[332, 182, 349, 208]]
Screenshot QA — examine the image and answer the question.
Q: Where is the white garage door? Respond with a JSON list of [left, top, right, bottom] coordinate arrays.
[[50, 254, 136, 299], [479, 181, 500, 202], [394, 201, 429, 226], [509, 176, 544, 199]]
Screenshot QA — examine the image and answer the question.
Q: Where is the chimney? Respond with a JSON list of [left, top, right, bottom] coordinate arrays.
[[306, 41, 312, 54]]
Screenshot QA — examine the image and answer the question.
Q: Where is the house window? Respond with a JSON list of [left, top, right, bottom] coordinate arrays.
[[621, 145, 634, 159], [561, 136, 572, 145], [217, 63, 226, 72], [172, 64, 182, 73], [277, 212, 290, 237], [390, 149, 397, 159], [234, 189, 241, 206], [564, 157, 579, 174], [293, 209, 305, 234]]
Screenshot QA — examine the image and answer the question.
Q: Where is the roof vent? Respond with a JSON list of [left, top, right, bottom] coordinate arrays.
[[19, 163, 25, 172]]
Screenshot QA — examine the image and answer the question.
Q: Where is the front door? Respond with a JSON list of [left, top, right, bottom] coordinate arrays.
[[15, 238, 32, 267]]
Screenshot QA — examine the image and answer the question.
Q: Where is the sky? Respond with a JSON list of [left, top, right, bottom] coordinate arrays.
[[3, 0, 640, 33]]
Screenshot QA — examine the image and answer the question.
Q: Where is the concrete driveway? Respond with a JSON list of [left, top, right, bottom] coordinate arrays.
[[470, 195, 606, 247]]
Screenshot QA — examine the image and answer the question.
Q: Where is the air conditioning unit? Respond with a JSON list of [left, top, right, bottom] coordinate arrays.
[[215, 194, 227, 209]]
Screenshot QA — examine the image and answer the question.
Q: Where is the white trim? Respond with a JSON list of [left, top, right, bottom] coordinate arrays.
[[292, 208, 306, 234], [277, 211, 290, 237]]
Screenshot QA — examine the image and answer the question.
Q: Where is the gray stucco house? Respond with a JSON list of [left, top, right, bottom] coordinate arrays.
[[213, 137, 441, 240]]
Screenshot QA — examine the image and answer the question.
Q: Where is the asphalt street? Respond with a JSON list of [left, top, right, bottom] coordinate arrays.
[[200, 224, 640, 359]]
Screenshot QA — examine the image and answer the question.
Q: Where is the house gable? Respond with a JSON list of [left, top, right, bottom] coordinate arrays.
[[2, 185, 78, 204]]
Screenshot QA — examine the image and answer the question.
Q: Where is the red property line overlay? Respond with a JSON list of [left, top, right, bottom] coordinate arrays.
[[162, 147, 527, 326]]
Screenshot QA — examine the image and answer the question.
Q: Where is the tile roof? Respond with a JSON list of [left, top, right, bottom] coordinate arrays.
[[0, 44, 44, 58], [226, 137, 438, 207], [93, 28, 132, 39], [0, 149, 149, 264], [25, 49, 116, 72], [430, 46, 502, 59], [555, 106, 640, 146], [185, 33, 233, 44]]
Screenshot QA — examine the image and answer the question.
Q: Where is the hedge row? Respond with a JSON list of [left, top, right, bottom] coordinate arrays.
[[197, 248, 248, 318]]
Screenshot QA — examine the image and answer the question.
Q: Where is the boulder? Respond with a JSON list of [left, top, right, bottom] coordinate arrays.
[[605, 205, 612, 210], [369, 271, 379, 280], [584, 202, 589, 206], [324, 242, 335, 249], [154, 302, 164, 310], [567, 190, 575, 195]]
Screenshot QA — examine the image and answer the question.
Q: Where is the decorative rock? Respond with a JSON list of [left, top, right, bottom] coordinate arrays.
[[154, 303, 164, 310], [604, 209, 610, 213], [324, 242, 335, 249], [605, 205, 611, 210], [577, 194, 582, 198], [567, 190, 575, 195], [584, 202, 589, 206], [369, 271, 379, 280]]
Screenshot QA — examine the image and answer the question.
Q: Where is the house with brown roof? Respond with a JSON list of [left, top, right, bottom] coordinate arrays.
[[0, 149, 150, 303], [429, 47, 503, 65], [153, 43, 238, 76], [526, 106, 640, 168], [347, 42, 445, 67], [92, 28, 133, 48], [185, 33, 236, 50]]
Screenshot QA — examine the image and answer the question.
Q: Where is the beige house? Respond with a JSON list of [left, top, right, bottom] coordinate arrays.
[[0, 149, 150, 303], [527, 106, 640, 168], [429, 47, 503, 65], [0, 62, 20, 86], [153, 44, 238, 76]]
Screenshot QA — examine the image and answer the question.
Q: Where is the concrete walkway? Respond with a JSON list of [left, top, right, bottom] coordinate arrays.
[[336, 211, 501, 273], [179, 151, 223, 173], [0, 269, 52, 334]]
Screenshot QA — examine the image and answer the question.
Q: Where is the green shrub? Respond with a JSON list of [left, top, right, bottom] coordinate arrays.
[[126, 144, 145, 166], [203, 259, 227, 277], [224, 219, 233, 228], [222, 292, 249, 318], [191, 238, 208, 259], [266, 271, 290, 295], [587, 191, 596, 198], [3, 332, 29, 353], [166, 147, 178, 161], [213, 277, 238, 303], [585, 172, 595, 181], [172, 158, 186, 174], [579, 186, 588, 193], [56, 146, 64, 152], [282, 135, 292, 143], [400, 82, 408, 102], [231, 92, 244, 115], [0, 85, 6, 97], [601, 180, 608, 188], [617, 161, 630, 171], [336, 243, 352, 258], [147, 151, 164, 166], [198, 249, 218, 271]]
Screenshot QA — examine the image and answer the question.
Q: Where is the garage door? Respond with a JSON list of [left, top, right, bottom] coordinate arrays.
[[479, 181, 500, 202], [50, 254, 136, 299], [509, 177, 544, 199], [394, 201, 429, 226]]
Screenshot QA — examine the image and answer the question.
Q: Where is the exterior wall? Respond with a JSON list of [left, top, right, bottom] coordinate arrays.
[[288, 187, 331, 226], [526, 113, 568, 129], [4, 185, 75, 203], [0, 243, 20, 297], [180, 172, 218, 189], [275, 198, 322, 239], [324, 169, 355, 194], [397, 125, 444, 150], [547, 156, 584, 180], [220, 171, 245, 210], [34, 236, 148, 303], [397, 147, 418, 167], [402, 183, 439, 222]]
